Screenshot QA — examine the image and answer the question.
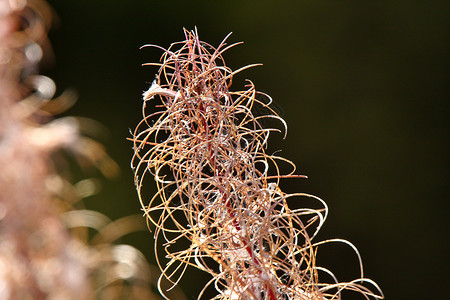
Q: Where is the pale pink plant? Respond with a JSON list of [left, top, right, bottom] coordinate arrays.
[[0, 1, 166, 299], [131, 29, 383, 299]]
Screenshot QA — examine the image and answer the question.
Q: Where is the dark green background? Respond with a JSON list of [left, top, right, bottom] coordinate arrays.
[[45, 1, 448, 299]]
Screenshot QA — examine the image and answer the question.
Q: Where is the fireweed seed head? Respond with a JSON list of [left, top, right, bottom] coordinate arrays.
[[131, 28, 383, 300]]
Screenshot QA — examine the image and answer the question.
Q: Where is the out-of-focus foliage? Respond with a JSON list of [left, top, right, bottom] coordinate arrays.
[[0, 1, 183, 299]]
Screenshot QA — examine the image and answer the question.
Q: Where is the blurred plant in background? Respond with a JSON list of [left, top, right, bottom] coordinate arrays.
[[0, 1, 184, 299], [131, 29, 384, 299]]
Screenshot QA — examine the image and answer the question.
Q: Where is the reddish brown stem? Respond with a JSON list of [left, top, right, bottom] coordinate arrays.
[[199, 103, 276, 300]]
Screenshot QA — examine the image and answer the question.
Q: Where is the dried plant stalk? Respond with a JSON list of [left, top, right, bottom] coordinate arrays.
[[0, 1, 163, 299], [0, 1, 91, 298], [131, 29, 383, 299]]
